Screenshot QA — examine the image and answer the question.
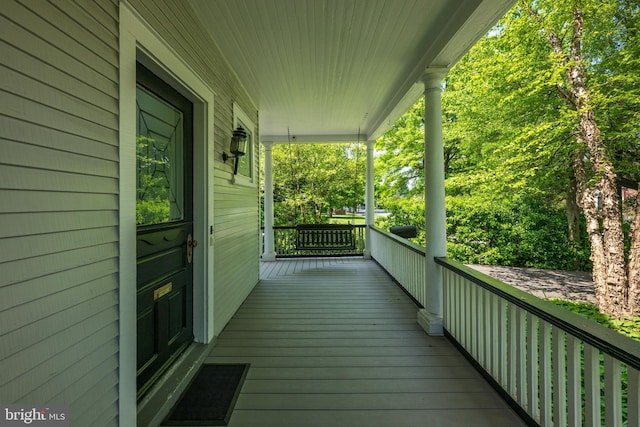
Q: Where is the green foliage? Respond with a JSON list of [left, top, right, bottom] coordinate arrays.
[[375, 196, 426, 245], [374, 0, 640, 276], [375, 98, 425, 199], [446, 196, 591, 270], [272, 143, 366, 225], [136, 135, 176, 225], [136, 199, 170, 225], [549, 299, 640, 341]]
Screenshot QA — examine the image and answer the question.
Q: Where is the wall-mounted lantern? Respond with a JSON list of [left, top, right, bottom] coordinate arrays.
[[222, 127, 248, 175]]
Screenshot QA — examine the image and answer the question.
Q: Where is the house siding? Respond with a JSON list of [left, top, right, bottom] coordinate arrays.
[[0, 1, 120, 426], [126, 0, 261, 336], [2, 0, 260, 424]]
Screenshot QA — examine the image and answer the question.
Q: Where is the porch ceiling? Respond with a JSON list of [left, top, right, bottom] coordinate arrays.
[[188, 0, 515, 142]]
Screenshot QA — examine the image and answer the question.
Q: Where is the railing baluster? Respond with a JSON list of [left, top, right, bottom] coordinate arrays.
[[566, 334, 581, 427], [629, 366, 640, 427], [456, 272, 462, 340], [526, 312, 539, 421], [471, 282, 478, 359], [491, 293, 500, 379], [553, 327, 567, 427], [462, 277, 469, 349], [498, 298, 508, 387], [475, 287, 486, 366], [449, 270, 456, 335], [508, 303, 517, 397], [604, 354, 623, 427], [539, 321, 552, 427], [516, 307, 526, 405], [584, 343, 601, 426], [484, 292, 492, 372]]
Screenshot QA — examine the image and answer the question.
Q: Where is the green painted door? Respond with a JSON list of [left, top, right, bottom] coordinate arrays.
[[135, 63, 194, 398]]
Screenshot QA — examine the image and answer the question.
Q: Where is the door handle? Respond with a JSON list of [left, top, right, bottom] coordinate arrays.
[[187, 234, 197, 264]]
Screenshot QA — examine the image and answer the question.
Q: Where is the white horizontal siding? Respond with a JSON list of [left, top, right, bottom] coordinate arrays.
[[0, 211, 118, 239], [0, 115, 119, 159], [127, 0, 261, 336], [0, 1, 119, 426]]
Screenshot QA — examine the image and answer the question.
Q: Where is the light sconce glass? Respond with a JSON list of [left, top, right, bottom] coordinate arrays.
[[222, 126, 248, 174]]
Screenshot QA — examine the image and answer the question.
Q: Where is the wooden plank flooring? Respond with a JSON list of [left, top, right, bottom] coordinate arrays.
[[205, 258, 525, 427]]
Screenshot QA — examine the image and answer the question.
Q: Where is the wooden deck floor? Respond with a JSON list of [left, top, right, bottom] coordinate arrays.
[[206, 258, 525, 427]]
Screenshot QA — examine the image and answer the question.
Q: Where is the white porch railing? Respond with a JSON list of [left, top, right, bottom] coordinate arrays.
[[370, 225, 640, 427], [369, 226, 426, 307]]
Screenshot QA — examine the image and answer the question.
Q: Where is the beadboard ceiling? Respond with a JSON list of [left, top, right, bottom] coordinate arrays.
[[188, 0, 514, 142]]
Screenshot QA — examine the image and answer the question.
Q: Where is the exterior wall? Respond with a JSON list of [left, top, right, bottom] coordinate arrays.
[[0, 0, 120, 426], [1, 0, 260, 425], [126, 0, 261, 336]]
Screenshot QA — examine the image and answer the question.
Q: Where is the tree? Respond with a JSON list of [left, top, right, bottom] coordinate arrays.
[[375, 0, 640, 318], [375, 97, 425, 200], [522, 0, 640, 318], [272, 143, 365, 225]]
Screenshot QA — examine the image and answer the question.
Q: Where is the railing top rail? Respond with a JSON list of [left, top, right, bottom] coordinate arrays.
[[267, 224, 367, 230], [436, 256, 640, 371], [296, 223, 354, 230], [370, 225, 425, 256]]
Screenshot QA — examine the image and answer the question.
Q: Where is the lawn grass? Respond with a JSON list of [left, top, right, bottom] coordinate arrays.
[[327, 214, 366, 225]]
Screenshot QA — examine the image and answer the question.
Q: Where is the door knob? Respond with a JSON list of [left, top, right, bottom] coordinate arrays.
[[187, 234, 197, 264]]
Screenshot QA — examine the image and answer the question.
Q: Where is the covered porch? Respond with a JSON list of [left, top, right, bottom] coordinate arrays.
[[222, 228, 640, 427], [207, 257, 525, 427]]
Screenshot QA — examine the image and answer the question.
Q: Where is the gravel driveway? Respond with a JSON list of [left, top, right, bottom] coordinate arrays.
[[467, 264, 596, 304]]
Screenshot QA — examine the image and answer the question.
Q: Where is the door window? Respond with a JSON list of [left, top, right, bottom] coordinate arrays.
[[136, 86, 185, 225]]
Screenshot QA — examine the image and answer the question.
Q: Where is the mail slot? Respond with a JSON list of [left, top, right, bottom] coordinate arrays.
[[153, 282, 173, 300]]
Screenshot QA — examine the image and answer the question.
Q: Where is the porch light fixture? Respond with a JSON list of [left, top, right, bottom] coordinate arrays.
[[222, 126, 248, 174]]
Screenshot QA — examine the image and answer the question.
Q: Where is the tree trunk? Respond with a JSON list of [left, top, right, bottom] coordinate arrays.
[[566, 173, 581, 244], [628, 192, 640, 314], [569, 11, 627, 318], [573, 149, 609, 310], [536, 3, 633, 318]]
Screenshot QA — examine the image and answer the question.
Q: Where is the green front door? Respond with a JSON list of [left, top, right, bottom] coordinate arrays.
[[135, 63, 194, 398]]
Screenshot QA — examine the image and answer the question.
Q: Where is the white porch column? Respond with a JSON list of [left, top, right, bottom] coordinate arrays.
[[418, 68, 447, 336], [363, 140, 375, 259], [262, 141, 277, 261]]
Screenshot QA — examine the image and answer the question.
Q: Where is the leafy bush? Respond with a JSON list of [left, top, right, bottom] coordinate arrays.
[[446, 196, 591, 270], [376, 194, 591, 271], [549, 299, 640, 341], [375, 196, 426, 244], [136, 198, 170, 225]]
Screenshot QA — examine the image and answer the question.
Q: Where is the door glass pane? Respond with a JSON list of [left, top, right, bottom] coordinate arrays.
[[136, 85, 184, 225]]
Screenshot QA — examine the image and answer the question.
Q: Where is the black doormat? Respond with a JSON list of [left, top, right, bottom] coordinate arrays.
[[164, 363, 250, 426]]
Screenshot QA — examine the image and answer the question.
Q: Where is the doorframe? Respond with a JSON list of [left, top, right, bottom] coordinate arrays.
[[119, 2, 215, 422]]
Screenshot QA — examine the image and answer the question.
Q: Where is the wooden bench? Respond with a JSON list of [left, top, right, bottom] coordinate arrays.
[[295, 224, 356, 251]]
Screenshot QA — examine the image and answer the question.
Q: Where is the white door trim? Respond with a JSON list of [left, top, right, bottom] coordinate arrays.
[[119, 2, 215, 423]]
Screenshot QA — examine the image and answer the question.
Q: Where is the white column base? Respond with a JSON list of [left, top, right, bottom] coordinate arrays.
[[261, 251, 277, 262], [362, 249, 372, 260], [417, 308, 443, 336]]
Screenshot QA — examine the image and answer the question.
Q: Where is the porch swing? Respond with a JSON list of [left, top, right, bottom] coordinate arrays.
[[290, 131, 360, 252]]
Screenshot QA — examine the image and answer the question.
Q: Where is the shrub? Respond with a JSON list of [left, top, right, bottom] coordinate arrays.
[[446, 196, 591, 270]]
